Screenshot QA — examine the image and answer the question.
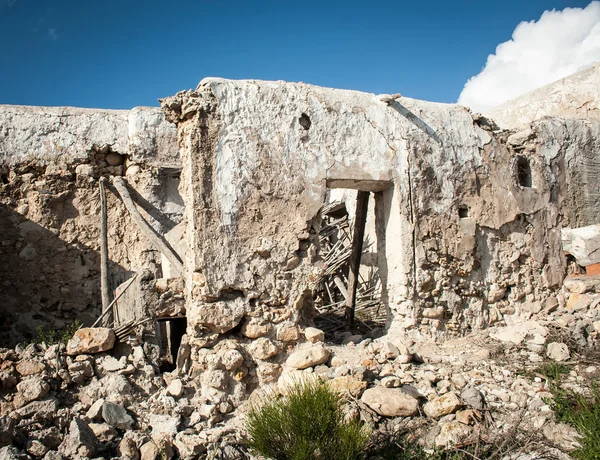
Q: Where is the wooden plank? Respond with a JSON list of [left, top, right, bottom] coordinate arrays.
[[345, 190, 369, 327], [112, 176, 184, 276], [99, 178, 113, 326], [333, 275, 349, 300]]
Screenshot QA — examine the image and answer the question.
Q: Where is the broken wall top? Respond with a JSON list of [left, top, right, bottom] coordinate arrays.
[[0, 105, 179, 167], [487, 62, 600, 129]]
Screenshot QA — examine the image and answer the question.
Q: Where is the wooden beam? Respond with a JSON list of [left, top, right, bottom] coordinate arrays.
[[111, 176, 184, 277], [99, 178, 113, 326], [345, 190, 370, 328]]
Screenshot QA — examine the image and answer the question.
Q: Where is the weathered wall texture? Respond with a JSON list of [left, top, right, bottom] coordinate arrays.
[[160, 78, 596, 343], [487, 62, 600, 129], [0, 106, 181, 346], [1, 77, 598, 348]]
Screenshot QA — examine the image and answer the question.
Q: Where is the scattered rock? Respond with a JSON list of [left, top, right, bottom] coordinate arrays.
[[66, 328, 116, 355], [166, 378, 184, 397], [249, 338, 279, 360], [436, 421, 473, 447], [361, 386, 419, 417], [16, 376, 49, 404], [327, 376, 367, 397], [285, 345, 330, 369], [58, 418, 99, 458], [424, 392, 462, 419], [102, 401, 135, 429], [547, 342, 570, 362], [460, 387, 484, 410], [304, 327, 325, 343], [15, 359, 46, 376]]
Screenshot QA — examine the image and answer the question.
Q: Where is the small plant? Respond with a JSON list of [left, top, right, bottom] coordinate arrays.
[[246, 379, 370, 460], [548, 382, 600, 460], [29, 320, 82, 346], [535, 362, 571, 382]]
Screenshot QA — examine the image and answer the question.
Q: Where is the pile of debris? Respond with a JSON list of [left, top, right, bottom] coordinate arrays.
[[313, 201, 386, 338], [1, 289, 597, 460]]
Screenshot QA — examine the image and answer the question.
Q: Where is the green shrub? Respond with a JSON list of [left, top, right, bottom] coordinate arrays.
[[246, 379, 370, 460], [549, 383, 600, 460], [29, 320, 82, 346]]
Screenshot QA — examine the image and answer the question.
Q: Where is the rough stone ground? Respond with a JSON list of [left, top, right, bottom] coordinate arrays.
[[1, 274, 597, 460]]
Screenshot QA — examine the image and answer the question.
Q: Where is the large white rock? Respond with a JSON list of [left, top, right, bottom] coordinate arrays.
[[361, 386, 419, 417], [66, 328, 116, 356], [285, 345, 330, 369]]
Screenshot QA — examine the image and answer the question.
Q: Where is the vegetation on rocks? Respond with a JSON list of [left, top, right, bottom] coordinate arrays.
[[28, 320, 82, 346], [246, 379, 370, 460], [542, 364, 600, 460]]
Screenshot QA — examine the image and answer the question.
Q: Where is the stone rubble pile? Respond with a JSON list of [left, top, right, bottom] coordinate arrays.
[[1, 303, 594, 460]]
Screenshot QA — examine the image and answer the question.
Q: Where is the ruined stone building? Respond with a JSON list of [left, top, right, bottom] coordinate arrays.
[[1, 63, 599, 360]]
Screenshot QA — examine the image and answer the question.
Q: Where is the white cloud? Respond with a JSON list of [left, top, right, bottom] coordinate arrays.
[[47, 28, 57, 41], [458, 1, 600, 113]]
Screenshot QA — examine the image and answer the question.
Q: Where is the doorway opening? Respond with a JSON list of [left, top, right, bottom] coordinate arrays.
[[156, 316, 187, 372], [313, 182, 393, 341]]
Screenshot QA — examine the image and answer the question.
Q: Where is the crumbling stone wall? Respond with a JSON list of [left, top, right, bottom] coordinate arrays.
[[0, 106, 180, 346], [159, 78, 588, 343]]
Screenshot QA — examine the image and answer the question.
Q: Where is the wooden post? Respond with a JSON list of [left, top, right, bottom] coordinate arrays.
[[111, 176, 184, 276], [99, 178, 113, 326], [345, 190, 369, 328]]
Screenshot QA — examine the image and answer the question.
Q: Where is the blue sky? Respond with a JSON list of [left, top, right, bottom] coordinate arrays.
[[0, 0, 594, 109]]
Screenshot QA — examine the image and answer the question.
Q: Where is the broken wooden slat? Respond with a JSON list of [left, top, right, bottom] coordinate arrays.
[[91, 273, 139, 328], [111, 176, 184, 276], [345, 191, 370, 328]]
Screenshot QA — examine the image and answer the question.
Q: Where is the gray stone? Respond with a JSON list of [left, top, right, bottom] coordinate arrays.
[[460, 386, 484, 410], [102, 401, 135, 429], [58, 418, 99, 458]]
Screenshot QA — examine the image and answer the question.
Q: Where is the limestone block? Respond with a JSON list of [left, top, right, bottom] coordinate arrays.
[[423, 392, 462, 419], [66, 328, 116, 356], [16, 376, 49, 404], [304, 327, 325, 343], [435, 421, 473, 447], [285, 345, 330, 369], [15, 360, 46, 376], [361, 386, 419, 417]]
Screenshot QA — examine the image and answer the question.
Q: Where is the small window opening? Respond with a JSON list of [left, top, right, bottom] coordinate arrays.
[[458, 206, 469, 218], [299, 113, 311, 130], [156, 316, 187, 372], [516, 157, 532, 188], [0, 174, 8, 185]]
